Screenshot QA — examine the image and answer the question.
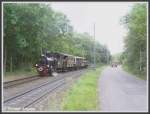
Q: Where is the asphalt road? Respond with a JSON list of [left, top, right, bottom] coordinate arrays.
[[99, 66, 148, 112]]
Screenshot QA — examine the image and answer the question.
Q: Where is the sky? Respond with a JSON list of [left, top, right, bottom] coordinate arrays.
[[50, 2, 136, 55]]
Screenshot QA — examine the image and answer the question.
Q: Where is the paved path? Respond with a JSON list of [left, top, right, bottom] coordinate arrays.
[[99, 66, 148, 112]]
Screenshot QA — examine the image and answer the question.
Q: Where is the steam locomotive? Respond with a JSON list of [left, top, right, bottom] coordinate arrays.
[[35, 52, 88, 76]]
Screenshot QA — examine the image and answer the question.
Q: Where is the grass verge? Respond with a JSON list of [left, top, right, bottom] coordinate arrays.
[[61, 66, 105, 111], [122, 65, 146, 80]]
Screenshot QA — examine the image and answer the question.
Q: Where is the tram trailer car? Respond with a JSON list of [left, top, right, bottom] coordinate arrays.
[[53, 53, 88, 71]]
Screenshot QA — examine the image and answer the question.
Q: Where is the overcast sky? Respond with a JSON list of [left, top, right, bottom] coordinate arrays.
[[50, 2, 137, 54]]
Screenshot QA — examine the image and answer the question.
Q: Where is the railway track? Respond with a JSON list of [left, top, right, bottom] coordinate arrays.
[[3, 70, 86, 109], [3, 76, 41, 89]]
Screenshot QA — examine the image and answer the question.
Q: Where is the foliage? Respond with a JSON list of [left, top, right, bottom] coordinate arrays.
[[121, 3, 147, 76], [111, 53, 122, 63], [4, 3, 111, 72]]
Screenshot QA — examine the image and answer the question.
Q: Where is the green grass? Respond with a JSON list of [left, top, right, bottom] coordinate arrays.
[[122, 65, 147, 80], [61, 66, 105, 111]]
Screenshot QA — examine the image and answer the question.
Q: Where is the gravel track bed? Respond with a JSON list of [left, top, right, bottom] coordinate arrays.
[[3, 69, 87, 111], [26, 72, 83, 111], [3, 70, 84, 101], [4, 76, 41, 89]]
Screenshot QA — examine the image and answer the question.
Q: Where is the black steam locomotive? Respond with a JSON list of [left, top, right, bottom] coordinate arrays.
[[35, 52, 88, 76]]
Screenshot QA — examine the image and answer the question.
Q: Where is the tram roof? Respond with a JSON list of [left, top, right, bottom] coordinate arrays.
[[47, 52, 85, 59]]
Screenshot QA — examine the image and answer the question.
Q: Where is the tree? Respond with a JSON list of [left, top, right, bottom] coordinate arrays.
[[121, 3, 147, 75], [4, 3, 111, 72]]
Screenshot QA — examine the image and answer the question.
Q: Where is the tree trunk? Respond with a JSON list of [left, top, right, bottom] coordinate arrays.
[[4, 46, 7, 73], [41, 47, 42, 55], [10, 56, 13, 72], [139, 48, 142, 71]]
